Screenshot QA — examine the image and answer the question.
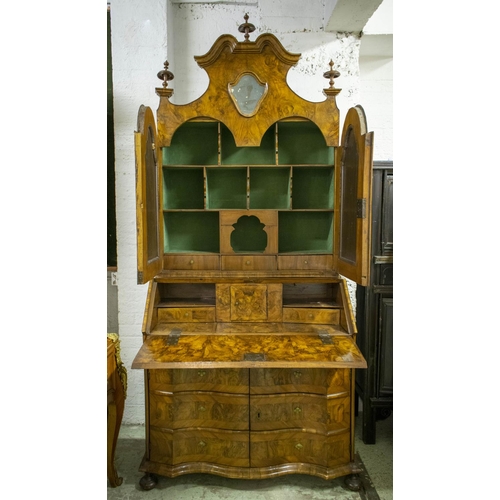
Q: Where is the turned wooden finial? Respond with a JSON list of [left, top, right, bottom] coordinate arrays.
[[323, 60, 340, 89], [157, 60, 174, 88], [238, 13, 255, 41]]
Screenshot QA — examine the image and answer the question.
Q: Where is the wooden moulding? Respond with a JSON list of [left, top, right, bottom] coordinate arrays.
[[156, 34, 340, 148], [139, 455, 361, 481]]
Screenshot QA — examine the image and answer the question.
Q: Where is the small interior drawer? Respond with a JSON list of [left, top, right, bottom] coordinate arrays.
[[163, 255, 220, 270], [158, 307, 216, 322], [278, 255, 333, 270], [221, 255, 277, 270], [282, 307, 339, 324]]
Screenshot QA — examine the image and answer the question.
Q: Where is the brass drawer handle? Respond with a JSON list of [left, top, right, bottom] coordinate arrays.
[[246, 260, 251, 265], [295, 443, 303, 450], [198, 370, 206, 377], [308, 313, 313, 319], [199, 406, 206, 412], [294, 407, 302, 414], [304, 260, 308, 265], [235, 301, 239, 306], [293, 371, 302, 378], [184, 312, 190, 317], [189, 259, 194, 265], [199, 441, 206, 447]]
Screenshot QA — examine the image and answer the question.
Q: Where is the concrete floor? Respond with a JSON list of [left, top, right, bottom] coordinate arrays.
[[107, 413, 392, 499]]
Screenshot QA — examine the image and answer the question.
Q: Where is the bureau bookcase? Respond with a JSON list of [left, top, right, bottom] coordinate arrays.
[[132, 17, 373, 492]]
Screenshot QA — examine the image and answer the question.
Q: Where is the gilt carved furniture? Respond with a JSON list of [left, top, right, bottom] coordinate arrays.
[[107, 333, 127, 487], [132, 16, 373, 492]]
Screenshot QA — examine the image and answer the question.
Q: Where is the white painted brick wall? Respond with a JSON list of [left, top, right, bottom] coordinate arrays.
[[109, 0, 392, 424]]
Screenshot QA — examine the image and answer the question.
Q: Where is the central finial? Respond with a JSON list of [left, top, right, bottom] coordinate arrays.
[[323, 60, 340, 89], [238, 13, 255, 42]]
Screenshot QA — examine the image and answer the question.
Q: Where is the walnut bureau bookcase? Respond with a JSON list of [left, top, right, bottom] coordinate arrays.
[[132, 16, 374, 493]]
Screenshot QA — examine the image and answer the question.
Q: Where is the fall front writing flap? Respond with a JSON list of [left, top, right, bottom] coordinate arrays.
[[334, 106, 374, 287], [135, 105, 163, 284]]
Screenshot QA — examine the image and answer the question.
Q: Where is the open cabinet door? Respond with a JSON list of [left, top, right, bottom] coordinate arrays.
[[135, 105, 163, 284], [334, 105, 374, 286]]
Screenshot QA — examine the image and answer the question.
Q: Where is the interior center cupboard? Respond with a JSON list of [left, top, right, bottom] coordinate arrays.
[[132, 16, 374, 492]]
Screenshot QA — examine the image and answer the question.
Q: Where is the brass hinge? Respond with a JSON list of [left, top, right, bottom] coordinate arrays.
[[318, 330, 334, 345], [167, 328, 182, 345], [356, 198, 367, 219]]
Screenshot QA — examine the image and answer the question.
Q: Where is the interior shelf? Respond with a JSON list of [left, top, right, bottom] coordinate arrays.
[[161, 119, 336, 256]]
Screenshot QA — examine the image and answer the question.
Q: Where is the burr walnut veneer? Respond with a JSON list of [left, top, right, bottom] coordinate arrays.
[[132, 17, 373, 493]]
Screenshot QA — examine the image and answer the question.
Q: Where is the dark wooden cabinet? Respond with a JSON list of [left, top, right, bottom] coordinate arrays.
[[131, 17, 374, 492], [355, 162, 393, 444]]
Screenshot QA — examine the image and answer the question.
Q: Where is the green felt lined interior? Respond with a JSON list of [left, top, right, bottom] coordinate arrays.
[[161, 120, 336, 255], [164, 212, 219, 253], [292, 167, 334, 209], [278, 211, 333, 254], [163, 122, 218, 165], [206, 167, 247, 209], [163, 167, 205, 209], [278, 122, 334, 165], [249, 167, 290, 209], [221, 123, 275, 165]]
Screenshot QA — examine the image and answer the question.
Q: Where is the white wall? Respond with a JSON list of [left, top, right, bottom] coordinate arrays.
[[359, 0, 393, 160], [110, 0, 169, 424], [109, 0, 393, 425]]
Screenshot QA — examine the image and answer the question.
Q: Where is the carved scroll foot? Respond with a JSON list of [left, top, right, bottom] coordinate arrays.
[[139, 473, 158, 491], [107, 463, 123, 488], [344, 473, 362, 492]]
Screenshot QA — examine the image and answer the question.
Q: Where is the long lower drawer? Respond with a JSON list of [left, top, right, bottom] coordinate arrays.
[[250, 429, 351, 468], [150, 427, 250, 467]]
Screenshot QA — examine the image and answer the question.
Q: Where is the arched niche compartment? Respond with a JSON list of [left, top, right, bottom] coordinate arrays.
[[220, 211, 278, 255], [230, 215, 267, 253]]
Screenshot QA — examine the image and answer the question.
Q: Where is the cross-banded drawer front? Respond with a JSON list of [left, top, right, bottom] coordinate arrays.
[[148, 369, 249, 395], [250, 430, 328, 467], [149, 427, 250, 468], [171, 429, 250, 467], [150, 392, 249, 430], [250, 394, 328, 432], [251, 368, 332, 395]]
